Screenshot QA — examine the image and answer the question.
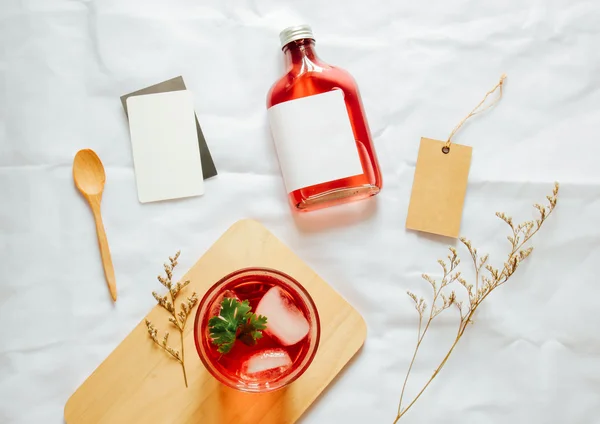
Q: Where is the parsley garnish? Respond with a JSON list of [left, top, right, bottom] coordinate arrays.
[[208, 298, 268, 354]]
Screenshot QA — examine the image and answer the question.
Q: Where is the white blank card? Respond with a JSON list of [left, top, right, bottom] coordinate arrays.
[[126, 90, 204, 203]]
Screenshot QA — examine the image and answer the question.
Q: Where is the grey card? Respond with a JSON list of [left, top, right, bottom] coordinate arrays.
[[121, 76, 217, 180]]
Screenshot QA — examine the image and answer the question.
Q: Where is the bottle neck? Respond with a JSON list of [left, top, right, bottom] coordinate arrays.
[[283, 39, 325, 74]]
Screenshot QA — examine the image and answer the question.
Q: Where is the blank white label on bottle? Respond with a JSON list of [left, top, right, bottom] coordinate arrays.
[[267, 90, 364, 193]]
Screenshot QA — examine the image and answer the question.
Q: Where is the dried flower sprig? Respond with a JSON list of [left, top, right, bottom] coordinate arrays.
[[395, 183, 559, 422], [144, 251, 198, 388]]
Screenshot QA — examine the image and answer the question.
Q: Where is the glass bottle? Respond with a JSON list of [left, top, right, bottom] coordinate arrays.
[[267, 25, 383, 212]]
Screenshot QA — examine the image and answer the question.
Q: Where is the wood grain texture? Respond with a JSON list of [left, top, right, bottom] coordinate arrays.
[[64, 219, 366, 424]]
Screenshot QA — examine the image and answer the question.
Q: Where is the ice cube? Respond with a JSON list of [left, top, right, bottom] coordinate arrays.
[[255, 286, 310, 346], [240, 348, 292, 380]]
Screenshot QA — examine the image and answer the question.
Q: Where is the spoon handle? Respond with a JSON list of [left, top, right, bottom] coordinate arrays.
[[90, 200, 117, 302]]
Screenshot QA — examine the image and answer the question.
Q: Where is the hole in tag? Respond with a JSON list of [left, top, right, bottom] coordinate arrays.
[[442, 146, 450, 154]]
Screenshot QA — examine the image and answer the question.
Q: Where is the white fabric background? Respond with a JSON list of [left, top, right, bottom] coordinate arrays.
[[1, 1, 600, 423]]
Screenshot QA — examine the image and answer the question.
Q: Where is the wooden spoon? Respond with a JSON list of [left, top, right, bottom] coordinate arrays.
[[73, 149, 117, 302]]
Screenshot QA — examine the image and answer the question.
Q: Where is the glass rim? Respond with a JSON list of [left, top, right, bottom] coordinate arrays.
[[193, 267, 321, 393]]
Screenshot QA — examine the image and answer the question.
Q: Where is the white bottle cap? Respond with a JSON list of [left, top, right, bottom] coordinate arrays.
[[279, 25, 315, 49]]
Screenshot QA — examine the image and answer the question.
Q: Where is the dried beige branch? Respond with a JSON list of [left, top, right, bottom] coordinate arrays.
[[144, 251, 198, 388], [395, 183, 559, 422]]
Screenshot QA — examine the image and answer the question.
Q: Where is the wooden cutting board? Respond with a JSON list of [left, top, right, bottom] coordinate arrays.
[[65, 219, 366, 424]]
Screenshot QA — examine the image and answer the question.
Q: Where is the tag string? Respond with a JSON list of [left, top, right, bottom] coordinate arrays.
[[445, 74, 507, 149]]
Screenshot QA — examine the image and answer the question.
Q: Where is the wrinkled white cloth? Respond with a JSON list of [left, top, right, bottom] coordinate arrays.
[[1, 1, 600, 423]]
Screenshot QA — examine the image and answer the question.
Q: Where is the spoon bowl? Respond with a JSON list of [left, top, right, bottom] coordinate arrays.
[[73, 149, 117, 302], [73, 149, 106, 196]]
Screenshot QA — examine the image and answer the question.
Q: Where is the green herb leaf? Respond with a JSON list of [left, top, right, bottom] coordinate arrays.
[[250, 313, 268, 332], [208, 297, 268, 354]]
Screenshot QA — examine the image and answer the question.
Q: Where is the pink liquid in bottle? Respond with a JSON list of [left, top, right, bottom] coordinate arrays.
[[267, 25, 383, 212]]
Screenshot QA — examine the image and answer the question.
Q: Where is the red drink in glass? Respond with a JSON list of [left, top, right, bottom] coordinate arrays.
[[194, 268, 320, 392]]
